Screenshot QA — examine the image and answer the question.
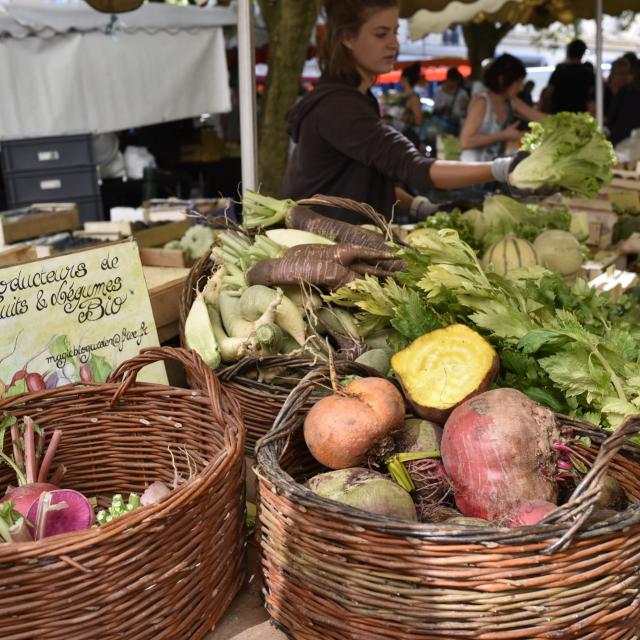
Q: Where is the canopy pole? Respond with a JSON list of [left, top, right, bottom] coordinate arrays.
[[238, 0, 258, 192], [595, 0, 604, 129]]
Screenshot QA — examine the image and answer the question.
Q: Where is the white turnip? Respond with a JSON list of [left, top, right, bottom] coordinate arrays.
[[307, 468, 417, 521]]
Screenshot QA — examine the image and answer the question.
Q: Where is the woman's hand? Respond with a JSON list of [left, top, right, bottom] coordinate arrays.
[[499, 122, 523, 142]]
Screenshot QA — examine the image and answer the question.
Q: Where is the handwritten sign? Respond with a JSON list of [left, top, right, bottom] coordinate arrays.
[[0, 240, 166, 397]]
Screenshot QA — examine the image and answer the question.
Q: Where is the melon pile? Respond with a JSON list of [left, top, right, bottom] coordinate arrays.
[[482, 229, 583, 281]]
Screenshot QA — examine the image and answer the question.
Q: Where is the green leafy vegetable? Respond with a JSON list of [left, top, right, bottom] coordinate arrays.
[[510, 112, 616, 198], [330, 227, 640, 429]]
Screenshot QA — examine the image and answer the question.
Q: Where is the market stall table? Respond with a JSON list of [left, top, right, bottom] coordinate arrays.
[[142, 265, 191, 343]]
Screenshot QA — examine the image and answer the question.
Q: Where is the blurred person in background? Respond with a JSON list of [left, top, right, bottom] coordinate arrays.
[[604, 57, 633, 115], [606, 56, 640, 146], [546, 39, 595, 114], [460, 54, 543, 163], [431, 67, 469, 136], [518, 80, 535, 106], [398, 62, 425, 147], [623, 52, 640, 85]]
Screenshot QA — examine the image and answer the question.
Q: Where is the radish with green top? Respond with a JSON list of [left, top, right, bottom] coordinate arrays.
[[1, 417, 63, 518]]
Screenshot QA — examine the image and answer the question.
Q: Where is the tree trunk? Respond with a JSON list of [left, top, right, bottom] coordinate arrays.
[[256, 0, 321, 196], [463, 21, 513, 79]]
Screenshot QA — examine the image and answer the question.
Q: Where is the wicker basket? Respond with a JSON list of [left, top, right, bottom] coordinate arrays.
[[178, 196, 393, 455], [255, 365, 640, 640], [0, 347, 246, 640]]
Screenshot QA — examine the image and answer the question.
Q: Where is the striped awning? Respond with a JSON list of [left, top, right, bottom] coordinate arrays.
[[404, 0, 640, 38]]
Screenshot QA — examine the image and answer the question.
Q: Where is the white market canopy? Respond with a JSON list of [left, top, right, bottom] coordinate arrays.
[[0, 0, 236, 140]]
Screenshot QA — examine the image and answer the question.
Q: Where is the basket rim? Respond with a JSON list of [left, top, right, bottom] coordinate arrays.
[[255, 431, 640, 548]]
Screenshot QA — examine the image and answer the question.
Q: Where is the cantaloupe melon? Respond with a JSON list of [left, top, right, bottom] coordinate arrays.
[[481, 235, 538, 275], [533, 230, 583, 280]]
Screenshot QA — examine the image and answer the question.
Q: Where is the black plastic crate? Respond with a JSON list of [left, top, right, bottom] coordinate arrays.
[[6, 166, 100, 205], [1, 135, 94, 173]]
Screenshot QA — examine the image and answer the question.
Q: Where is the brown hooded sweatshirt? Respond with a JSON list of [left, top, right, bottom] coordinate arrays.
[[281, 78, 434, 224]]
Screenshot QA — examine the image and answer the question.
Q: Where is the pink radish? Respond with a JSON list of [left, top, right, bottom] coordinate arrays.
[[79, 364, 93, 383], [4, 483, 57, 518], [0, 417, 64, 518], [27, 490, 94, 539]]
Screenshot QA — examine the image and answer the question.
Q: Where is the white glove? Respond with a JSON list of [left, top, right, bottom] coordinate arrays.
[[410, 195, 439, 219], [491, 157, 512, 183]]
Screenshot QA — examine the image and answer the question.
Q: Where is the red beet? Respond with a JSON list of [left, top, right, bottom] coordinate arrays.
[[441, 388, 560, 522]]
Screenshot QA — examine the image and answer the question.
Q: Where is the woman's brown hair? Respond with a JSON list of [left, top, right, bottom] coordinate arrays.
[[320, 0, 399, 86]]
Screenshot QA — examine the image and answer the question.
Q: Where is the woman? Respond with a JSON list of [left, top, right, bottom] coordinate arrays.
[[399, 62, 424, 131], [431, 67, 469, 136], [460, 54, 544, 163], [281, 0, 520, 223]]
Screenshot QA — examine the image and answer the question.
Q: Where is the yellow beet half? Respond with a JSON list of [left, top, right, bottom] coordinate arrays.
[[391, 324, 499, 424]]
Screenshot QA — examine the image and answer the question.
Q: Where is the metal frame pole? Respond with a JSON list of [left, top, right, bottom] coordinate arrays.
[[595, 0, 604, 129], [238, 0, 258, 192]]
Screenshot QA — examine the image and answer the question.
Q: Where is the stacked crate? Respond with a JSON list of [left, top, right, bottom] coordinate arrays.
[[1, 134, 103, 223]]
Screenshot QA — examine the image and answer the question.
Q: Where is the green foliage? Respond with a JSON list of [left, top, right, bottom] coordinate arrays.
[[331, 228, 640, 429]]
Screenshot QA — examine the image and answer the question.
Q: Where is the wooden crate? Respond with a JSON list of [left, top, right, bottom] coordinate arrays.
[[142, 265, 190, 342], [0, 244, 38, 267], [83, 219, 190, 248], [563, 196, 617, 249], [581, 249, 628, 281], [0, 203, 79, 245], [138, 247, 191, 268]]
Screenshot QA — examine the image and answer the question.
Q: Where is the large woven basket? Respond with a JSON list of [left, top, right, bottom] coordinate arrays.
[[255, 365, 640, 640], [0, 347, 245, 640], [178, 193, 397, 454]]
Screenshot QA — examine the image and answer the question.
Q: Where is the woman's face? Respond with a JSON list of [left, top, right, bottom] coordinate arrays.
[[343, 8, 400, 80]]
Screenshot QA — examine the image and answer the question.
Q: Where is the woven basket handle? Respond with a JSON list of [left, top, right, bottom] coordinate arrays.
[[298, 195, 402, 245], [106, 347, 230, 441], [255, 361, 373, 456], [542, 414, 640, 554]]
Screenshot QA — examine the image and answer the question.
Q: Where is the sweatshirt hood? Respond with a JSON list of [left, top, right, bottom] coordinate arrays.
[[286, 79, 374, 143]]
